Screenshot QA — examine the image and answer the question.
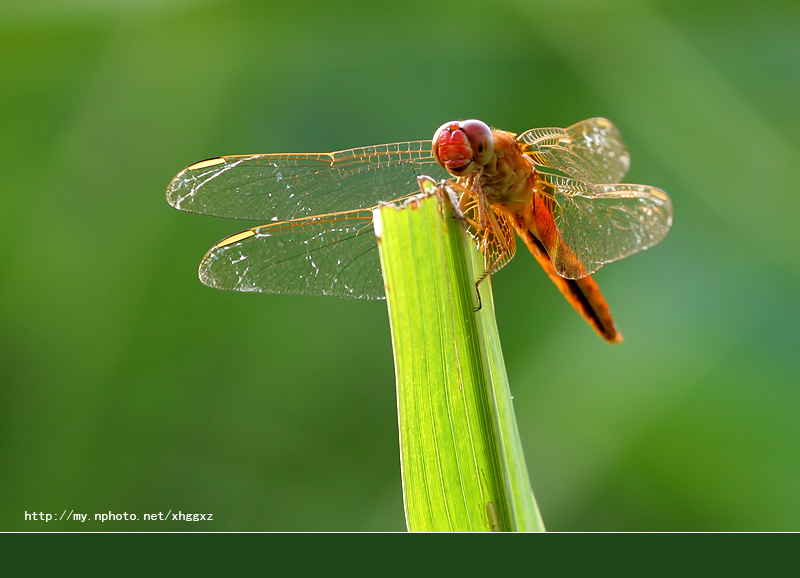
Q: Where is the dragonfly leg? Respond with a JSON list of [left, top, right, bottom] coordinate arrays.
[[470, 220, 511, 313], [476, 207, 513, 284]]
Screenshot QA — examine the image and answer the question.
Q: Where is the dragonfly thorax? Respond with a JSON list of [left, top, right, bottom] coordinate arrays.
[[468, 129, 535, 214]]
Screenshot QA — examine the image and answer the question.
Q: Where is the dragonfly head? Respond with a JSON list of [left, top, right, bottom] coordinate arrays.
[[432, 119, 495, 177]]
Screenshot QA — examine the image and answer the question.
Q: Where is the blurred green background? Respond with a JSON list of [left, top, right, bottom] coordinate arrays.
[[2, 0, 798, 531]]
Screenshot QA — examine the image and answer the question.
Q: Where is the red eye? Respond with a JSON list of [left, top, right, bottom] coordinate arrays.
[[432, 119, 495, 176], [431, 122, 459, 166], [460, 119, 494, 167]]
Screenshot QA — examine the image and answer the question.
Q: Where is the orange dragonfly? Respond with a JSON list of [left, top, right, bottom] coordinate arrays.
[[166, 118, 672, 343]]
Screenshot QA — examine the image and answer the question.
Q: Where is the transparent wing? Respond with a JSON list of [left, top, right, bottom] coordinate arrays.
[[517, 118, 630, 184], [535, 171, 673, 279], [166, 141, 447, 221], [198, 209, 383, 299]]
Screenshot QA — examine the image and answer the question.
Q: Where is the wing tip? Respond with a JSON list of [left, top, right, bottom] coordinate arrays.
[[166, 158, 229, 211], [165, 167, 191, 210]]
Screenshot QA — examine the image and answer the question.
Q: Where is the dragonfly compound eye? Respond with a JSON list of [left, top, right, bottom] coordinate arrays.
[[432, 120, 485, 176], [459, 119, 494, 167]]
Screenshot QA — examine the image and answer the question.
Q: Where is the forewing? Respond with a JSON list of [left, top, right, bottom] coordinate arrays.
[[198, 210, 383, 299], [166, 141, 447, 221], [536, 172, 673, 279], [518, 118, 631, 184]]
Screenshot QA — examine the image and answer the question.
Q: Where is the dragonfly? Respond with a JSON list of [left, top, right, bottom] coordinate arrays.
[[166, 118, 672, 343]]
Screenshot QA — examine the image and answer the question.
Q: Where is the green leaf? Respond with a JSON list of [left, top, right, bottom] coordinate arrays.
[[375, 178, 544, 532]]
